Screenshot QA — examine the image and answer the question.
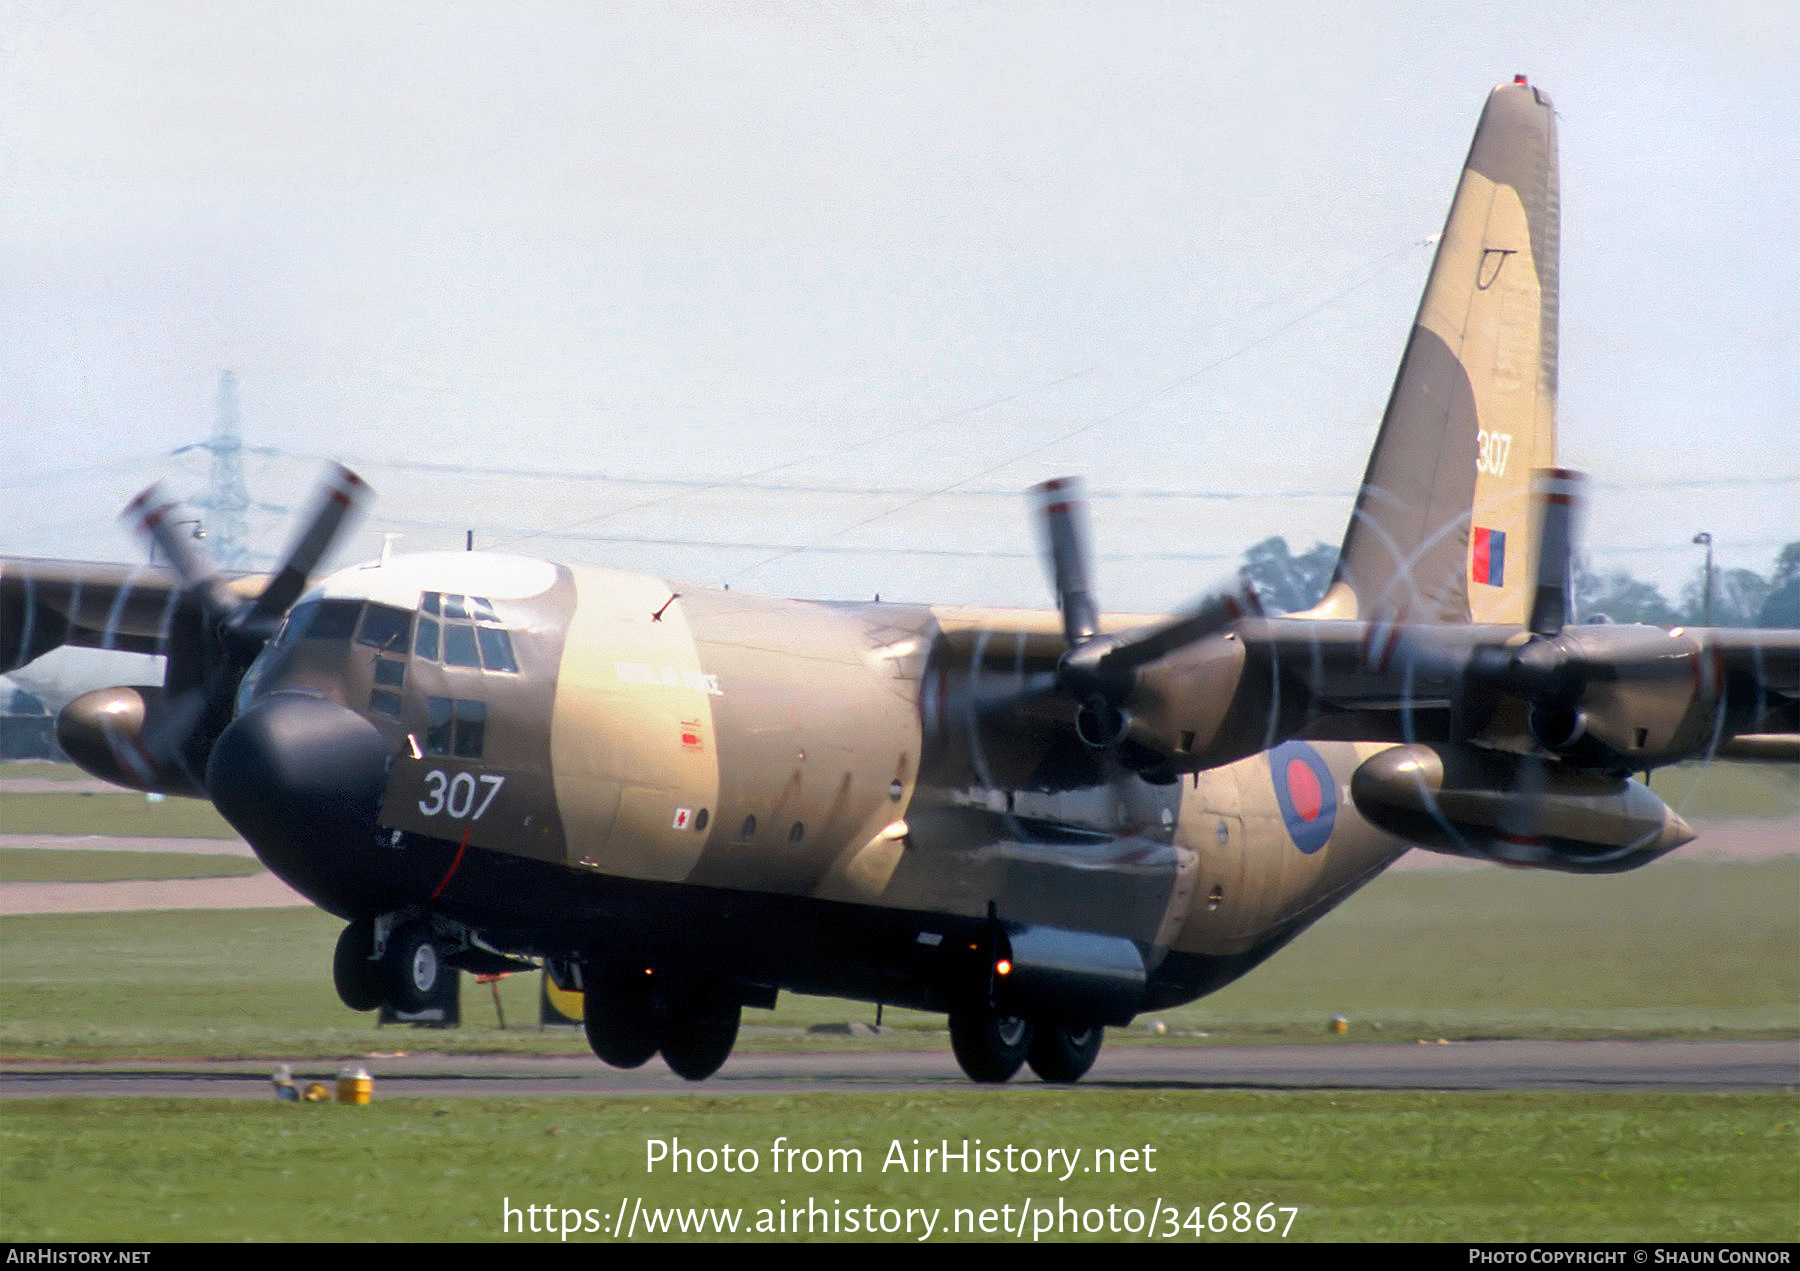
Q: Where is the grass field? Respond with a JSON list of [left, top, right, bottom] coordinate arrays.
[[2, 859, 1794, 1059], [0, 790, 240, 838], [2, 1091, 1793, 1242], [0, 847, 263, 883]]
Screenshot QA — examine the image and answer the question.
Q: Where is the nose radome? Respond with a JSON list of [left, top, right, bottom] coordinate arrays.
[[206, 691, 400, 920]]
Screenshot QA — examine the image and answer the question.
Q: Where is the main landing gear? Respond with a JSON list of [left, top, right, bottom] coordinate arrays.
[[947, 1006, 1106, 1084], [579, 966, 743, 1082]]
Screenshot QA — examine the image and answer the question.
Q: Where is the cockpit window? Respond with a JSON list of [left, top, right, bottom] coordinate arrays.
[[425, 696, 485, 758], [442, 623, 481, 668], [357, 604, 413, 652], [306, 599, 362, 641], [274, 601, 317, 648], [477, 626, 518, 673], [413, 593, 517, 674]]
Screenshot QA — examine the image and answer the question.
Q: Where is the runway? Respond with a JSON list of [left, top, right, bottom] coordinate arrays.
[[3, 1039, 1795, 1099]]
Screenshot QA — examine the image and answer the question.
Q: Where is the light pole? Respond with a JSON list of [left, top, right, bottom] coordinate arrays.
[[1691, 531, 1714, 627]]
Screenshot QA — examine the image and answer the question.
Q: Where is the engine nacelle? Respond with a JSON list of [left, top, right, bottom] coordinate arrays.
[[1350, 743, 1693, 873], [55, 685, 206, 797]]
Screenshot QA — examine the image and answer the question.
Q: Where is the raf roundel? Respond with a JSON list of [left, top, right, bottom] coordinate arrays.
[[1268, 741, 1338, 855]]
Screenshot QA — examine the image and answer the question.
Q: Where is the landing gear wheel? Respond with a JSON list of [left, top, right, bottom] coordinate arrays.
[[582, 976, 661, 1069], [332, 918, 382, 1012], [1027, 1022, 1104, 1083], [661, 1002, 741, 1081], [380, 922, 442, 1013], [948, 1008, 1035, 1083]]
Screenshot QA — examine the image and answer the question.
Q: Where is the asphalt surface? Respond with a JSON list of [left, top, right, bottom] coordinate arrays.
[[3, 1039, 1795, 1099]]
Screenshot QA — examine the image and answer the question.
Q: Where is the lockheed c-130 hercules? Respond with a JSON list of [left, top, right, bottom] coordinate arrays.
[[4, 79, 1796, 1084]]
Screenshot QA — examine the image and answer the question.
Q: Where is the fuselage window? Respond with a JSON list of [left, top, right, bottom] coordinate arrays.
[[369, 689, 401, 719], [357, 604, 413, 652], [373, 658, 405, 688]]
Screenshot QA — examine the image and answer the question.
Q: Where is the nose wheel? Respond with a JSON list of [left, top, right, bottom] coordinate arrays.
[[380, 921, 443, 1014], [332, 918, 382, 1012]]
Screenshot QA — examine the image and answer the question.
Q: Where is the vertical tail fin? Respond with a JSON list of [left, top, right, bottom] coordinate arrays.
[[1312, 77, 1559, 628]]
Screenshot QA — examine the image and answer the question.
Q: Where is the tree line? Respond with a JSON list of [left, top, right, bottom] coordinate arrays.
[[1240, 538, 1800, 628]]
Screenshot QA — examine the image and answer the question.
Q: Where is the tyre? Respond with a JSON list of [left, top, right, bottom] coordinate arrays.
[[380, 922, 442, 1014], [948, 1008, 1035, 1083], [1027, 1022, 1104, 1083], [332, 918, 382, 1012], [582, 975, 661, 1069], [661, 1002, 741, 1081]]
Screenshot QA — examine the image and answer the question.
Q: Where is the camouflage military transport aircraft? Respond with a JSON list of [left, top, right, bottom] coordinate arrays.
[[5, 79, 1797, 1082]]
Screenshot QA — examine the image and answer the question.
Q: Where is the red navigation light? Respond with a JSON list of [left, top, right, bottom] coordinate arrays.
[[995, 959, 1013, 977]]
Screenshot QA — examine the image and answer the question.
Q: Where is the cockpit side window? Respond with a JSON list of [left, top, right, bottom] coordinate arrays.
[[274, 601, 318, 648], [476, 626, 518, 673], [305, 600, 362, 641]]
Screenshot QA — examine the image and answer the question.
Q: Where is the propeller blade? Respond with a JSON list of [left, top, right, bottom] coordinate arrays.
[[122, 485, 218, 595], [114, 464, 375, 781], [1096, 571, 1262, 674], [1031, 477, 1099, 647], [1527, 467, 1585, 637], [252, 464, 370, 621]]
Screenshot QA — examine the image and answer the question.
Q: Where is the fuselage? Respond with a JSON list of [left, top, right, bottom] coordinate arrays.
[[217, 550, 1410, 1019]]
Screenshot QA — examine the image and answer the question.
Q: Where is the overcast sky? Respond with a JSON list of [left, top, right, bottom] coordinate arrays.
[[3, 1, 1795, 612]]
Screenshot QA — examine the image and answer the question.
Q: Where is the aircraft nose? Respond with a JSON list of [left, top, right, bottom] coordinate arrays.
[[206, 691, 400, 920]]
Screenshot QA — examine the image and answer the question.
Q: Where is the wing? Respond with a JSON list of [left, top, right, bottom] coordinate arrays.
[[2, 557, 276, 670], [2, 466, 367, 795], [4, 558, 189, 668]]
